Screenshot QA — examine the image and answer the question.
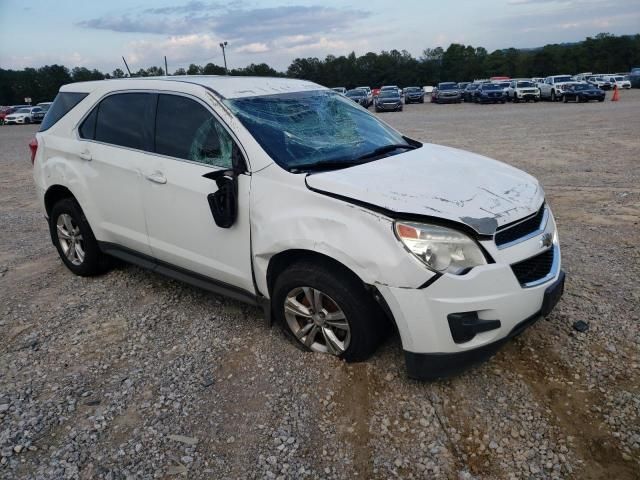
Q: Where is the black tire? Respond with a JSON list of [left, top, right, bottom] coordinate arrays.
[[598, 98, 604, 102], [49, 198, 110, 276], [25, 118, 31, 124], [513, 97, 519, 103], [551, 91, 556, 102], [420, 98, 424, 103], [272, 260, 386, 362], [563, 96, 568, 103]]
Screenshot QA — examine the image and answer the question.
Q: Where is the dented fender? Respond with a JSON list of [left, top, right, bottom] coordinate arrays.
[[250, 165, 435, 298]]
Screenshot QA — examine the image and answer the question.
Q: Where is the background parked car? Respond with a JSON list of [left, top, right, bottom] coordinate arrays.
[[603, 75, 631, 89], [474, 83, 506, 104], [403, 86, 424, 104], [562, 83, 605, 102], [4, 106, 45, 124], [0, 105, 29, 124], [457, 82, 470, 92], [345, 89, 370, 107], [630, 67, 640, 88], [374, 89, 403, 112], [586, 76, 612, 90], [355, 86, 373, 106], [507, 80, 540, 103], [462, 83, 480, 102], [538, 75, 574, 101], [432, 82, 461, 104]]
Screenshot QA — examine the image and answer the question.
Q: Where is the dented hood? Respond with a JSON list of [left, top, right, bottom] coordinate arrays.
[[305, 143, 544, 235]]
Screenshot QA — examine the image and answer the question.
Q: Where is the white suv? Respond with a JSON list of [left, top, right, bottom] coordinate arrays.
[[31, 76, 565, 380]]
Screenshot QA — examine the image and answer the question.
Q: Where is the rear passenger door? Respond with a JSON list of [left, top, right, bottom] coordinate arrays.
[[78, 92, 155, 256], [140, 93, 254, 293]]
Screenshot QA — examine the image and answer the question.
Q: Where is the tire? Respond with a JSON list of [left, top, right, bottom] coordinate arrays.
[[420, 98, 424, 103], [598, 98, 604, 102], [563, 96, 568, 103], [533, 98, 539, 103], [49, 198, 110, 276], [551, 91, 556, 102], [272, 260, 386, 362], [25, 118, 31, 124], [513, 97, 519, 103]]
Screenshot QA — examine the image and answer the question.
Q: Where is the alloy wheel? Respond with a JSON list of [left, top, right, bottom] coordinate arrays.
[[56, 213, 85, 266], [284, 286, 351, 356]]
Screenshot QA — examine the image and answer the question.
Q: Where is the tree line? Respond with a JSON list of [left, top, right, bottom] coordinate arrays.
[[1, 33, 638, 105]]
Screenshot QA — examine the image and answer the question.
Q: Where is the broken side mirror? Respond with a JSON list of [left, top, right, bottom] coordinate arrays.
[[203, 145, 246, 229], [206, 171, 237, 228]]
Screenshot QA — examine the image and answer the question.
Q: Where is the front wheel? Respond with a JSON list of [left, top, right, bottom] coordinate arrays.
[[273, 261, 386, 362], [50, 198, 110, 276], [551, 91, 556, 102]]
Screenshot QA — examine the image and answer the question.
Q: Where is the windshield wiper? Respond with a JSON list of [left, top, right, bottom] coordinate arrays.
[[291, 143, 417, 173], [355, 143, 417, 161]]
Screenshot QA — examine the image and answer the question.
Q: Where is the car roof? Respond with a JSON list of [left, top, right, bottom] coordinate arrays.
[[59, 75, 323, 100]]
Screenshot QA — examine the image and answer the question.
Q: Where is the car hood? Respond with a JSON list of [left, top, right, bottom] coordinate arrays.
[[305, 143, 544, 235]]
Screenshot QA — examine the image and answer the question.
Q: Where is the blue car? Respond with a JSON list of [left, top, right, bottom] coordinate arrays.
[[474, 84, 506, 104], [562, 83, 605, 103]]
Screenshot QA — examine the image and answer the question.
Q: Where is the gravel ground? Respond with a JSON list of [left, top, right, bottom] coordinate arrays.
[[1, 91, 639, 480]]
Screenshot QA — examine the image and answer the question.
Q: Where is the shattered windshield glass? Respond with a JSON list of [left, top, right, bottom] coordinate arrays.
[[225, 90, 407, 170]]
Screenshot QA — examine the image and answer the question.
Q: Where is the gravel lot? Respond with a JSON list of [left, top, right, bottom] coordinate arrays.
[[1, 91, 639, 480]]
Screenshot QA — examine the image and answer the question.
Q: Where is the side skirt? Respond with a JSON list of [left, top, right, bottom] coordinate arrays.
[[98, 241, 261, 308]]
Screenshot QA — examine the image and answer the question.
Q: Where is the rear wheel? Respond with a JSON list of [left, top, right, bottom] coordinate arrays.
[[273, 261, 386, 362], [50, 198, 110, 276]]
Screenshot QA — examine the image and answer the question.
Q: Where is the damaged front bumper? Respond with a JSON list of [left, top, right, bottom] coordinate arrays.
[[376, 250, 564, 380]]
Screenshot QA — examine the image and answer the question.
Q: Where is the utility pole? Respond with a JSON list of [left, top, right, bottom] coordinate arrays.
[[164, 56, 169, 76], [121, 56, 132, 77], [219, 41, 228, 74]]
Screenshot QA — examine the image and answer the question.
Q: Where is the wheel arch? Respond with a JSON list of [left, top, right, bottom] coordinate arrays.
[[265, 249, 396, 327], [44, 184, 78, 217]]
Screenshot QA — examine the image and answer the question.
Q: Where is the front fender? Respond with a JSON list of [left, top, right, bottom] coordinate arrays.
[[250, 166, 434, 298]]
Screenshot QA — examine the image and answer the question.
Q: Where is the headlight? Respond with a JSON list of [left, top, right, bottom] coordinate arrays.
[[394, 222, 487, 274]]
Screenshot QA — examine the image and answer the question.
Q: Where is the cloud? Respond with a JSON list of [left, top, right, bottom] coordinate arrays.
[[125, 34, 222, 66], [236, 42, 270, 54], [77, 5, 369, 42], [77, 3, 372, 70]]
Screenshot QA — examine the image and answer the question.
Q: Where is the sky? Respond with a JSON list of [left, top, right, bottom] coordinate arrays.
[[1, 0, 639, 73]]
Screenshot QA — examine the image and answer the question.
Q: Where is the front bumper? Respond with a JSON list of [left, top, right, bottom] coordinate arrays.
[[404, 269, 565, 379], [377, 234, 564, 379], [376, 103, 401, 110], [5, 117, 25, 124], [436, 95, 460, 103]]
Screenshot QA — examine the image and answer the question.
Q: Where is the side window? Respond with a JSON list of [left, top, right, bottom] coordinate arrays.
[[155, 94, 234, 168], [94, 93, 154, 151], [39, 92, 88, 132], [79, 107, 98, 140]]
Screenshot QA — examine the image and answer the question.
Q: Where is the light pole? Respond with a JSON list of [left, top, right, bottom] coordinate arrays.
[[219, 41, 228, 74]]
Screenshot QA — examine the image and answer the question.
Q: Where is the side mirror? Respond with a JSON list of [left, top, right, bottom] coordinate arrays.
[[206, 170, 237, 228]]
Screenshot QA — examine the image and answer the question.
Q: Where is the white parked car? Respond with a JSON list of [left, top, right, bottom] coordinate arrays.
[[507, 80, 540, 103], [5, 106, 45, 124], [31, 77, 565, 379], [538, 75, 574, 101], [603, 75, 631, 89]]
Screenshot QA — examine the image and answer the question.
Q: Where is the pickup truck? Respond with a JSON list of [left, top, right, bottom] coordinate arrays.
[[538, 75, 574, 102]]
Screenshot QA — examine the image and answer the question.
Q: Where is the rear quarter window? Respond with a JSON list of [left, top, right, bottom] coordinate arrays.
[[39, 92, 88, 131]]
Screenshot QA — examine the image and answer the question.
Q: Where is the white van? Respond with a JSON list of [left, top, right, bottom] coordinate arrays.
[[31, 76, 564, 379]]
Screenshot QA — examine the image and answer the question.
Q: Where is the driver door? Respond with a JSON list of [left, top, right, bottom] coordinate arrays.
[[140, 93, 254, 293]]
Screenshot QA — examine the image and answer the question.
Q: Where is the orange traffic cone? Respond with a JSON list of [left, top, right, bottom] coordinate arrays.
[[611, 85, 619, 101]]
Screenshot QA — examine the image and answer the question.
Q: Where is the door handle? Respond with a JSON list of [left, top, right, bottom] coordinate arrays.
[[145, 171, 167, 184], [79, 149, 92, 161]]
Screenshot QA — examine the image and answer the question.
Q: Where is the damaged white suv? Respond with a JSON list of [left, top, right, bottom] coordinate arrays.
[[32, 76, 564, 379]]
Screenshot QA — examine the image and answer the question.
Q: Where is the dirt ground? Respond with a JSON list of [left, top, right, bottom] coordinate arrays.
[[0, 90, 638, 480]]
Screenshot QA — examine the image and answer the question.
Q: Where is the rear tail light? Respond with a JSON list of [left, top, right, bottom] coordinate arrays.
[[29, 137, 38, 165]]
